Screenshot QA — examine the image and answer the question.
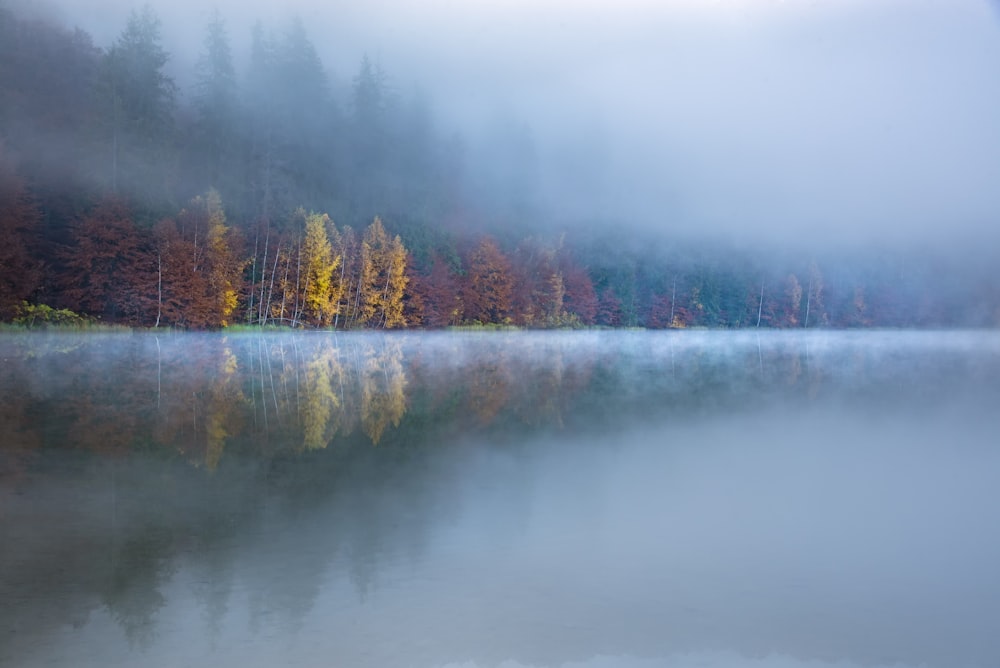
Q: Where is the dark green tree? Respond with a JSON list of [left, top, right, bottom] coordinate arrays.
[[190, 10, 239, 198], [104, 5, 177, 205]]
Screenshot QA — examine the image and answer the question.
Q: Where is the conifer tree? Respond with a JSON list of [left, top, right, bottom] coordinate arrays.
[[298, 211, 342, 327], [104, 5, 177, 202], [192, 10, 238, 194], [0, 152, 42, 319], [360, 217, 408, 328]]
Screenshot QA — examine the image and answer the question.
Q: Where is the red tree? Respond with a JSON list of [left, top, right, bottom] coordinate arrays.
[[462, 237, 513, 324], [596, 287, 622, 327], [61, 197, 156, 325], [560, 259, 597, 325]]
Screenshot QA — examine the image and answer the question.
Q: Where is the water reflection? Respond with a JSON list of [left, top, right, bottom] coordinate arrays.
[[4, 330, 996, 467], [1, 331, 999, 667]]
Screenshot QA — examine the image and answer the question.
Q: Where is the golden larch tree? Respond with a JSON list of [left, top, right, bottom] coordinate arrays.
[[298, 211, 342, 327], [360, 217, 408, 328]]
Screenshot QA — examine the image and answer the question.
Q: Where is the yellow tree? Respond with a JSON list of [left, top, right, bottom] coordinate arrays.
[[360, 338, 407, 444], [463, 237, 513, 324], [159, 190, 243, 328], [300, 340, 343, 449], [204, 190, 242, 326], [360, 217, 408, 328], [297, 211, 342, 327], [783, 273, 802, 327]]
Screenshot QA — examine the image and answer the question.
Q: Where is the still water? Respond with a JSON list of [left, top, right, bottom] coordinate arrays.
[[1, 330, 999, 668]]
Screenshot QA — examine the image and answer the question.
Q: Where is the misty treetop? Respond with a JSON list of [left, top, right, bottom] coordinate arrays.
[[0, 3, 997, 329]]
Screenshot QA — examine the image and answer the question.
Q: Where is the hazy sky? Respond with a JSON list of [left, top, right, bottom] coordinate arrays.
[[16, 0, 1000, 247]]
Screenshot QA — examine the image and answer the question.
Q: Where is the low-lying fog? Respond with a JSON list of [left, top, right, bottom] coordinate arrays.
[[1, 331, 999, 667]]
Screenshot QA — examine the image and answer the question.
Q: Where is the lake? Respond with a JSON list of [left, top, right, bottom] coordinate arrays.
[[2, 330, 999, 668]]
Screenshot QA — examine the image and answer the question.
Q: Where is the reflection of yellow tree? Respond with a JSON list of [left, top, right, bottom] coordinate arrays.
[[360, 338, 407, 444], [300, 340, 345, 450], [155, 338, 246, 471], [203, 344, 242, 470]]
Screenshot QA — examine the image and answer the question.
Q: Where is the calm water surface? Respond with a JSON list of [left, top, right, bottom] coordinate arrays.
[[2, 330, 999, 668]]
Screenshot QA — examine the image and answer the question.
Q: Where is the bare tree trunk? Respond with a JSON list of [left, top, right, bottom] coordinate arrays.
[[257, 225, 270, 325], [155, 252, 162, 328], [292, 237, 303, 327], [334, 249, 347, 331], [756, 280, 764, 328], [264, 242, 281, 326], [379, 266, 392, 329], [247, 226, 258, 324], [279, 250, 291, 325], [804, 275, 813, 328], [669, 275, 677, 327], [351, 258, 364, 328]]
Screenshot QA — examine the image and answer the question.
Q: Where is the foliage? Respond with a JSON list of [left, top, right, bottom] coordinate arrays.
[[0, 4, 995, 330], [13, 302, 94, 328]]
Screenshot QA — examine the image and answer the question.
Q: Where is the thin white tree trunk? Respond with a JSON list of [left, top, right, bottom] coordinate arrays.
[[756, 280, 764, 328]]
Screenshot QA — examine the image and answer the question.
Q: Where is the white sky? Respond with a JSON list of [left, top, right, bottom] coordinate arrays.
[[14, 0, 1000, 247]]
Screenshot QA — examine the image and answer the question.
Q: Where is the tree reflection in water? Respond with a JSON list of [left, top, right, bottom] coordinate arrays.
[[2, 331, 999, 668]]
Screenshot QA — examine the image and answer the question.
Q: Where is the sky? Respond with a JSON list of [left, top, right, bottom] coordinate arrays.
[[13, 0, 1000, 249]]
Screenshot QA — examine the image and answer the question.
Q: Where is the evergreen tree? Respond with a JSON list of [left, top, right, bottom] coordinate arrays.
[[0, 150, 42, 319], [104, 5, 177, 204], [191, 10, 238, 197]]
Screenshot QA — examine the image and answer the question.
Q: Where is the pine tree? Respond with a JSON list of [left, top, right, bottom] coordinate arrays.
[[192, 10, 238, 194], [0, 151, 42, 320], [104, 5, 177, 202]]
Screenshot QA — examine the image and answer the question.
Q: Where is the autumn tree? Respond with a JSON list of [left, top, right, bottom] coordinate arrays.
[[360, 217, 407, 328], [509, 239, 569, 327], [203, 192, 243, 326], [156, 190, 242, 328], [560, 256, 598, 325], [803, 261, 827, 327], [463, 237, 513, 324], [647, 293, 673, 329], [60, 197, 156, 325], [333, 225, 362, 328], [596, 287, 622, 327], [408, 253, 462, 327], [781, 273, 803, 327], [296, 211, 343, 328], [401, 252, 426, 327]]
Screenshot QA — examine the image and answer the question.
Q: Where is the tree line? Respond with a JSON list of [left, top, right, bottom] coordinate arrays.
[[1, 4, 996, 329]]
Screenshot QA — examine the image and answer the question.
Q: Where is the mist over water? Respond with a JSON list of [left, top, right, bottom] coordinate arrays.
[[2, 331, 1000, 668]]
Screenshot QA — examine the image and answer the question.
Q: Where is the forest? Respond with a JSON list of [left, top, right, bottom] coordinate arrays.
[[1, 3, 997, 330]]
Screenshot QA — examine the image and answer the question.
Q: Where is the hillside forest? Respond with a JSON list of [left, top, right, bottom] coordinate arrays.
[[1, 5, 997, 330]]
